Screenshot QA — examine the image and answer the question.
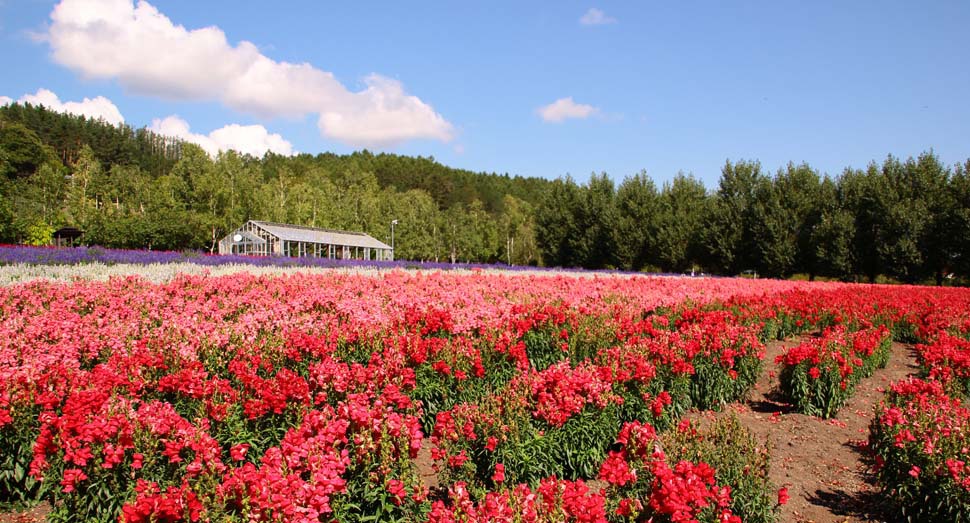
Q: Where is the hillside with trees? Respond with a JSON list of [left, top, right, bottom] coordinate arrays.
[[2, 102, 969, 284]]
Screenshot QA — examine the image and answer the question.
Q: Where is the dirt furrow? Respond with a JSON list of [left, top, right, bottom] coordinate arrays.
[[691, 336, 919, 523]]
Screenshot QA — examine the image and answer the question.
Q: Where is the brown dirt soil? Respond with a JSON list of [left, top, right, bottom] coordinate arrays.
[[0, 502, 49, 523], [690, 335, 919, 523]]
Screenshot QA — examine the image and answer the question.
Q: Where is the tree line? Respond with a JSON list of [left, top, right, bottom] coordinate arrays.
[[2, 102, 969, 284], [537, 155, 970, 284], [0, 103, 547, 265]]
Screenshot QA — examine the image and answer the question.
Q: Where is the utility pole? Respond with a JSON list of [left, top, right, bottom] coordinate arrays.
[[391, 219, 398, 260]]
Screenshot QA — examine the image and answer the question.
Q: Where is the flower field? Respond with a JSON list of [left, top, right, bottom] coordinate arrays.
[[2, 270, 970, 522]]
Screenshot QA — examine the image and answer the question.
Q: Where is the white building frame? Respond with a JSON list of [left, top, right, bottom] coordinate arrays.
[[218, 221, 393, 261]]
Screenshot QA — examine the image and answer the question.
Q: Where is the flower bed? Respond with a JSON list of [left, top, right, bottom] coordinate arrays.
[[869, 378, 970, 522], [1, 271, 970, 521], [915, 333, 970, 397], [776, 325, 891, 418]]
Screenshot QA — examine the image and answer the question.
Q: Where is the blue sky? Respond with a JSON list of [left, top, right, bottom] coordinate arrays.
[[1, 0, 969, 187]]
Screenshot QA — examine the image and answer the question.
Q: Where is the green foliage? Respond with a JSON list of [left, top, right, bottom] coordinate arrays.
[[810, 178, 856, 280], [0, 121, 56, 179], [535, 176, 586, 268], [452, 404, 623, 488], [612, 171, 659, 271], [654, 173, 708, 273], [689, 354, 762, 411], [0, 406, 47, 509], [702, 160, 764, 275], [749, 163, 822, 278], [23, 222, 54, 246]]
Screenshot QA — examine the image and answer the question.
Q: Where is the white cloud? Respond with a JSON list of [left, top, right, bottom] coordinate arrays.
[[46, 0, 454, 148], [0, 96, 12, 106], [14, 88, 124, 125], [537, 97, 599, 123], [318, 75, 454, 148], [150, 115, 294, 158], [580, 8, 617, 26]]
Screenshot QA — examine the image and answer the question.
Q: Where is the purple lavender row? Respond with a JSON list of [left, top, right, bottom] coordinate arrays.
[[0, 245, 694, 278]]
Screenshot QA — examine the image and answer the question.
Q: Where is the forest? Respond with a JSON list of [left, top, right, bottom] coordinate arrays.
[[2, 102, 969, 284]]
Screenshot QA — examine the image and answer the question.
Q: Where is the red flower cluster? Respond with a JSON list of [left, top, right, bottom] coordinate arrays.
[[776, 325, 891, 417], [915, 333, 970, 394]]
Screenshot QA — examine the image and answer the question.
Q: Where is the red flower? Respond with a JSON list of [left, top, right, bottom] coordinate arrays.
[[229, 443, 249, 461], [386, 479, 407, 505], [777, 486, 790, 506], [598, 451, 636, 486], [485, 436, 498, 451], [60, 468, 87, 493], [492, 463, 505, 484]]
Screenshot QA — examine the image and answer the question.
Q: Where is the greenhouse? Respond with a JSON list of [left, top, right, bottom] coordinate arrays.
[[218, 220, 393, 260]]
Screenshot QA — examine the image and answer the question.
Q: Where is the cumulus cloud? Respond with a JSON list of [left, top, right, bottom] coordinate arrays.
[[11, 88, 124, 125], [580, 8, 617, 26], [0, 96, 12, 106], [150, 115, 294, 158], [46, 0, 454, 147], [537, 97, 599, 123]]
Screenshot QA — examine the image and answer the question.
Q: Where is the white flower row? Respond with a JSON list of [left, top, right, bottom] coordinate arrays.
[[0, 262, 653, 287]]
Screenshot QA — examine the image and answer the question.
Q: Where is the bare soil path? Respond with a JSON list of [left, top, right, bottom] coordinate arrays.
[[0, 502, 48, 523], [691, 335, 919, 523]]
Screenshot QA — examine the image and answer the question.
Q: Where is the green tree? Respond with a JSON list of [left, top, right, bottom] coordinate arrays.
[[578, 173, 617, 269], [875, 153, 949, 283], [655, 173, 708, 273], [465, 199, 500, 262], [499, 194, 539, 266], [613, 171, 659, 270], [388, 189, 440, 262], [749, 176, 795, 278], [0, 121, 54, 179], [776, 163, 823, 277], [535, 176, 585, 268], [839, 165, 884, 282], [951, 160, 970, 280], [908, 152, 953, 285], [64, 145, 102, 227], [748, 164, 821, 278], [810, 177, 856, 280], [702, 160, 764, 274]]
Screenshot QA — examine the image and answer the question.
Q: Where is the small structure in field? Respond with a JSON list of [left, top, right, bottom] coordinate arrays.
[[52, 227, 83, 247], [218, 220, 393, 261]]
